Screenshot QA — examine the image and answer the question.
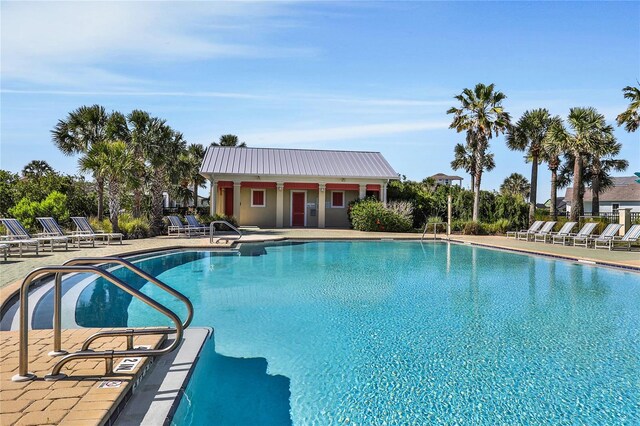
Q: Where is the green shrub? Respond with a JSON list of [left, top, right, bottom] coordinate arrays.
[[486, 218, 511, 234], [89, 217, 113, 233], [349, 199, 413, 232], [8, 191, 69, 232], [462, 221, 486, 235], [118, 214, 150, 239]]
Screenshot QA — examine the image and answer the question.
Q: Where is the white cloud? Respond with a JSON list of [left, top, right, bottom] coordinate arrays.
[[0, 1, 314, 88], [244, 120, 450, 145]]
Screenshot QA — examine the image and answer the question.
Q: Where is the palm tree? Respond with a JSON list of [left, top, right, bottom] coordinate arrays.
[[546, 107, 615, 221], [541, 115, 565, 220], [212, 134, 247, 147], [506, 108, 555, 224], [145, 121, 187, 235], [186, 144, 207, 208], [447, 83, 510, 221], [500, 173, 530, 199], [79, 141, 138, 233], [616, 84, 640, 132], [21, 160, 54, 178], [51, 105, 126, 220], [451, 139, 496, 190]]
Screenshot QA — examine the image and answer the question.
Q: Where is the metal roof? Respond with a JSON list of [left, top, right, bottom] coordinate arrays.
[[200, 147, 399, 179]]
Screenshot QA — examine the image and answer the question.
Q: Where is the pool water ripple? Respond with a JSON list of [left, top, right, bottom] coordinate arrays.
[[75, 241, 640, 425]]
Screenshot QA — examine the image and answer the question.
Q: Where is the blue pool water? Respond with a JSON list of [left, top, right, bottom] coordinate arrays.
[[75, 241, 640, 424]]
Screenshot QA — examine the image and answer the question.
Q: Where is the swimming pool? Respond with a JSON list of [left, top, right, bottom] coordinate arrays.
[[75, 241, 640, 424]]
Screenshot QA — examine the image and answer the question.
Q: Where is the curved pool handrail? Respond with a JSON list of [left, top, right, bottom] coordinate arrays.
[[210, 220, 242, 243], [12, 265, 183, 382], [62, 257, 194, 328]]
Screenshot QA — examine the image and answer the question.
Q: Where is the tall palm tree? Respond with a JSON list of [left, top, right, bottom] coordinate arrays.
[[506, 108, 555, 224], [587, 139, 627, 216], [547, 107, 615, 221], [186, 143, 207, 208], [145, 121, 187, 235], [447, 83, 510, 221], [616, 84, 640, 132], [79, 141, 138, 233], [21, 160, 54, 178], [126, 110, 156, 218], [212, 134, 247, 147], [541, 116, 565, 220], [51, 105, 126, 220], [500, 173, 530, 199]]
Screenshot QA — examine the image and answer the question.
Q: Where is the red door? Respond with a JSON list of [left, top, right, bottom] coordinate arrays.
[[224, 189, 234, 217], [291, 192, 305, 227]]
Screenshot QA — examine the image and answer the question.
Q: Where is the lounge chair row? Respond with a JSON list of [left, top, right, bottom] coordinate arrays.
[[507, 220, 640, 250], [0, 217, 122, 258]]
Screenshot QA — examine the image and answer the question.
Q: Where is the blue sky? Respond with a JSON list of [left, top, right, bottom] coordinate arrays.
[[1, 1, 639, 200]]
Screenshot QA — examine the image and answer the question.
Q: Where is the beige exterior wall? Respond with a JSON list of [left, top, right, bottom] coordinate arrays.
[[204, 174, 392, 228], [325, 190, 358, 228], [239, 188, 277, 228]]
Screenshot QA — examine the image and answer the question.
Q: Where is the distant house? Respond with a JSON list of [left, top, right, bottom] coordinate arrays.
[[564, 176, 640, 214], [539, 196, 567, 214], [162, 191, 209, 209], [199, 147, 399, 228], [430, 173, 463, 186]]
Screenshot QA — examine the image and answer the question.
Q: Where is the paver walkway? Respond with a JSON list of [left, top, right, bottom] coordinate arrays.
[[0, 328, 164, 426]]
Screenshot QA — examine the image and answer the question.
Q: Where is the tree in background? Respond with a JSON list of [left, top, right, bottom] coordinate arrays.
[[500, 173, 530, 199], [186, 143, 207, 207], [21, 160, 54, 179], [51, 105, 126, 220], [447, 83, 510, 221], [79, 141, 139, 233], [212, 134, 247, 147], [506, 109, 556, 224], [450, 135, 496, 190], [547, 107, 615, 221], [541, 115, 565, 220], [616, 84, 640, 133]]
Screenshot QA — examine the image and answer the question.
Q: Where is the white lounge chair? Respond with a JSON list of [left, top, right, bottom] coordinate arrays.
[[510, 221, 544, 240], [71, 217, 123, 245], [0, 218, 67, 253], [554, 222, 597, 246], [582, 223, 623, 249], [595, 224, 640, 251], [535, 221, 576, 243], [522, 221, 556, 241], [38, 217, 95, 248], [532, 221, 561, 243], [0, 243, 9, 261]]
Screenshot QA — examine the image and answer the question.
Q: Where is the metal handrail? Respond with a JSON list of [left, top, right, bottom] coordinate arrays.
[[12, 265, 183, 382], [55, 257, 194, 353], [421, 221, 449, 242], [210, 220, 242, 243]]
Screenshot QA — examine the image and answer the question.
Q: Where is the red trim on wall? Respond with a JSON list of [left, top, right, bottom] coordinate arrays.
[[217, 181, 234, 189], [284, 183, 319, 190], [241, 181, 277, 189], [366, 184, 381, 191], [325, 183, 359, 191]]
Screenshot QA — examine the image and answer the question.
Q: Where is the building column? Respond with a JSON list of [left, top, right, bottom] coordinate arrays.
[[382, 182, 388, 207], [233, 182, 241, 222], [359, 184, 367, 199], [276, 182, 284, 228], [209, 181, 217, 216], [318, 184, 326, 228]]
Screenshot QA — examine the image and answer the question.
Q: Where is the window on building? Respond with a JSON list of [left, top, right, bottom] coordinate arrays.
[[612, 203, 620, 212], [251, 189, 266, 207], [365, 190, 379, 200], [331, 191, 345, 208]]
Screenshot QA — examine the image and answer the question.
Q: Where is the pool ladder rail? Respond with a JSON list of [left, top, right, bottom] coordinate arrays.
[[421, 221, 450, 242], [210, 220, 242, 243], [12, 256, 194, 382]]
